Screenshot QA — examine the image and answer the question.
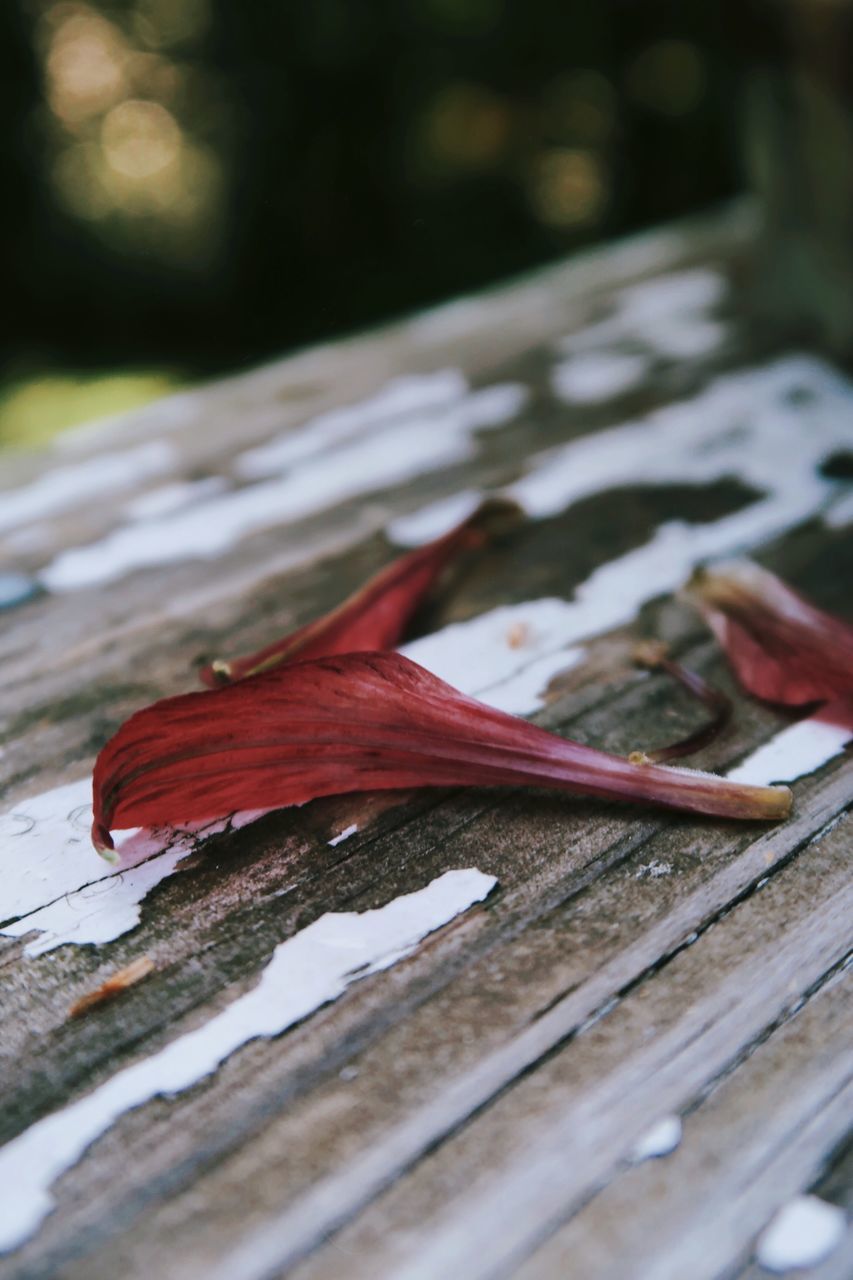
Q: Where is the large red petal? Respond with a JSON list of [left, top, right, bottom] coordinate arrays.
[[199, 499, 519, 686], [92, 651, 790, 851]]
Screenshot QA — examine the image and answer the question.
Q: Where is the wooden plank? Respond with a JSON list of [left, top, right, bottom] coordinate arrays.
[[208, 811, 852, 1280], [0, 201, 850, 1280], [731, 1132, 853, 1280], [0, 618, 840, 1128], [514, 968, 852, 1280], [25, 770, 847, 1280]]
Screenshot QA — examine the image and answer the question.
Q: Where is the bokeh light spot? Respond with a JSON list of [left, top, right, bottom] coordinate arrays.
[[45, 7, 129, 126], [528, 147, 607, 229], [418, 82, 510, 177], [101, 99, 181, 180]]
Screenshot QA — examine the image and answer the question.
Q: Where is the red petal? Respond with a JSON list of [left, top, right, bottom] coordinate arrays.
[[199, 499, 519, 685], [686, 560, 853, 707], [92, 651, 790, 851]]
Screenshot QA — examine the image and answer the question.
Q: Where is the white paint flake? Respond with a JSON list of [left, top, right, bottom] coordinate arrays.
[[552, 351, 650, 405], [481, 649, 585, 715], [40, 427, 471, 590], [2, 845, 191, 957], [727, 713, 851, 786], [512, 356, 846, 521], [328, 824, 358, 847], [38, 376, 528, 591], [619, 268, 726, 321], [125, 477, 227, 521], [387, 490, 484, 547], [558, 268, 729, 366], [0, 780, 268, 955], [0, 442, 176, 535], [635, 859, 673, 880], [825, 486, 853, 529], [0, 868, 496, 1254], [401, 599, 586, 714], [236, 370, 468, 478], [630, 1115, 683, 1162], [0, 779, 134, 922], [756, 1195, 846, 1273], [647, 317, 728, 360]]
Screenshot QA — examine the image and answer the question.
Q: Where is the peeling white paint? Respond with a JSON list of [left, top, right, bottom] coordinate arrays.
[[387, 491, 484, 547], [618, 268, 727, 322], [0, 442, 176, 535], [0, 779, 134, 922], [0, 868, 496, 1255], [38, 378, 527, 591], [756, 1195, 846, 1273], [3, 845, 193, 956], [727, 713, 850, 786], [125, 477, 228, 522], [236, 370, 468, 478], [646, 317, 728, 360], [393, 360, 852, 639], [40, 426, 472, 590], [401, 599, 586, 714], [635, 860, 673, 880], [328, 824, 358, 847], [558, 268, 729, 365], [480, 648, 585, 716], [552, 351, 651, 405], [0, 781, 269, 954], [511, 357, 846, 521], [630, 1115, 682, 1162], [825, 487, 853, 529]]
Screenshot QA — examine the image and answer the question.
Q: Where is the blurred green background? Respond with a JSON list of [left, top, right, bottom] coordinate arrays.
[[1, 0, 739, 448]]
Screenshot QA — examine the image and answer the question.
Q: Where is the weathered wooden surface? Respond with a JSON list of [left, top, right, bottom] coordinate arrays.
[[0, 202, 851, 1280]]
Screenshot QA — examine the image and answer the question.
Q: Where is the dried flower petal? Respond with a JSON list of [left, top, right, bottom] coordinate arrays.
[[199, 498, 520, 686], [685, 560, 853, 708], [92, 651, 790, 852]]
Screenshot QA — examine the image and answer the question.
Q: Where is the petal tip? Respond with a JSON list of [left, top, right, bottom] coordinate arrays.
[[92, 823, 118, 861], [199, 658, 233, 689]]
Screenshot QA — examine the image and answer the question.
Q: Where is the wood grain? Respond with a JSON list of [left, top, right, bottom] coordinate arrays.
[[0, 200, 850, 1280]]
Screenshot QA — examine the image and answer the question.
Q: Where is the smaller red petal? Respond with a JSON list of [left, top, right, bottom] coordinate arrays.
[[198, 498, 520, 686], [685, 560, 853, 708]]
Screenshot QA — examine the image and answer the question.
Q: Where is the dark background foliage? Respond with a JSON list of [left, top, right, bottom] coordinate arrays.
[[1, 1, 740, 443]]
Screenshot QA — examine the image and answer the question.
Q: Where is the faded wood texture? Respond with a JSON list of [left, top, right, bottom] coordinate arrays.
[[0, 202, 851, 1280]]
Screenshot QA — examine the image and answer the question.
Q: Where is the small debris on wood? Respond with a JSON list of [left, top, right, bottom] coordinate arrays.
[[68, 956, 155, 1019], [506, 621, 530, 649]]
